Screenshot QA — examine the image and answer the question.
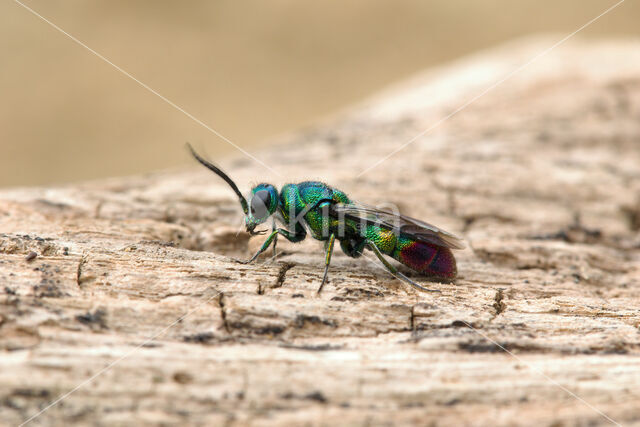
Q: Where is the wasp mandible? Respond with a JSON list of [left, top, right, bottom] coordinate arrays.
[[188, 144, 464, 293]]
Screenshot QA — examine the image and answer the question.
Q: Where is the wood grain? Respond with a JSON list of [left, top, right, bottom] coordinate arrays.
[[1, 38, 640, 426]]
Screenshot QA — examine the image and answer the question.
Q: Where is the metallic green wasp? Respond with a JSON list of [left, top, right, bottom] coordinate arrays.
[[189, 145, 464, 293]]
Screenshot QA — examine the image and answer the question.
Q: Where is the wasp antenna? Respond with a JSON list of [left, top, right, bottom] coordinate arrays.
[[186, 143, 249, 215]]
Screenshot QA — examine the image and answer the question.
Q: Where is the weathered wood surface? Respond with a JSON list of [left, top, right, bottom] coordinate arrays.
[[1, 38, 640, 426]]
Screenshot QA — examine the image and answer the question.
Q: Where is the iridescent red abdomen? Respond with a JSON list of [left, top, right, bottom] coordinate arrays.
[[393, 237, 457, 279]]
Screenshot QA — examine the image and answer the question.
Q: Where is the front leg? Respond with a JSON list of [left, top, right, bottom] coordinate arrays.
[[235, 229, 279, 264], [235, 227, 306, 265], [271, 218, 278, 258]]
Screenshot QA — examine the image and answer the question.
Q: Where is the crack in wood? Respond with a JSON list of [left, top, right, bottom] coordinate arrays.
[[410, 305, 416, 331], [76, 255, 87, 288], [76, 308, 108, 330], [272, 262, 295, 289], [493, 289, 506, 317], [218, 293, 230, 333]]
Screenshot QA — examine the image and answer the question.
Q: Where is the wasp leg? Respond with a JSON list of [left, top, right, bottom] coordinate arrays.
[[234, 229, 279, 264], [317, 233, 336, 294], [366, 243, 441, 293], [234, 228, 306, 264], [271, 218, 278, 259]]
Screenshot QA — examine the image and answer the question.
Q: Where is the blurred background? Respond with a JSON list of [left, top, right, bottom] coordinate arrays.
[[1, 0, 639, 188]]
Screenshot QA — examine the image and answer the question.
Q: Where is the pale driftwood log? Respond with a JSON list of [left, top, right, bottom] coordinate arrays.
[[1, 38, 640, 426]]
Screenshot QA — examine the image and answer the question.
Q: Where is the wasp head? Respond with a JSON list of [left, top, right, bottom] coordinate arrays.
[[245, 184, 278, 234]]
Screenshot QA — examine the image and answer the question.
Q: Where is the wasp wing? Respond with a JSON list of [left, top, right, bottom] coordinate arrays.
[[332, 201, 465, 250]]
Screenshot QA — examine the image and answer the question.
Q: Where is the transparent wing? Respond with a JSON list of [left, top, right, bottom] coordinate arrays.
[[332, 201, 465, 250]]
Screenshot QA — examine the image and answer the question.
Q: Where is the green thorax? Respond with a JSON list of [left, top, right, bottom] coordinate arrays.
[[278, 181, 351, 240]]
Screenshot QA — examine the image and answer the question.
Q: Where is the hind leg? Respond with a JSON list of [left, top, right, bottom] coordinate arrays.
[[367, 243, 440, 293], [317, 233, 336, 294]]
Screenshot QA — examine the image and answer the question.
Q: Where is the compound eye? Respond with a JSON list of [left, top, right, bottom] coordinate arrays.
[[250, 189, 271, 218]]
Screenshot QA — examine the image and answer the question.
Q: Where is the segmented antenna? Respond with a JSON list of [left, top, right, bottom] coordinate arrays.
[[186, 143, 249, 215]]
